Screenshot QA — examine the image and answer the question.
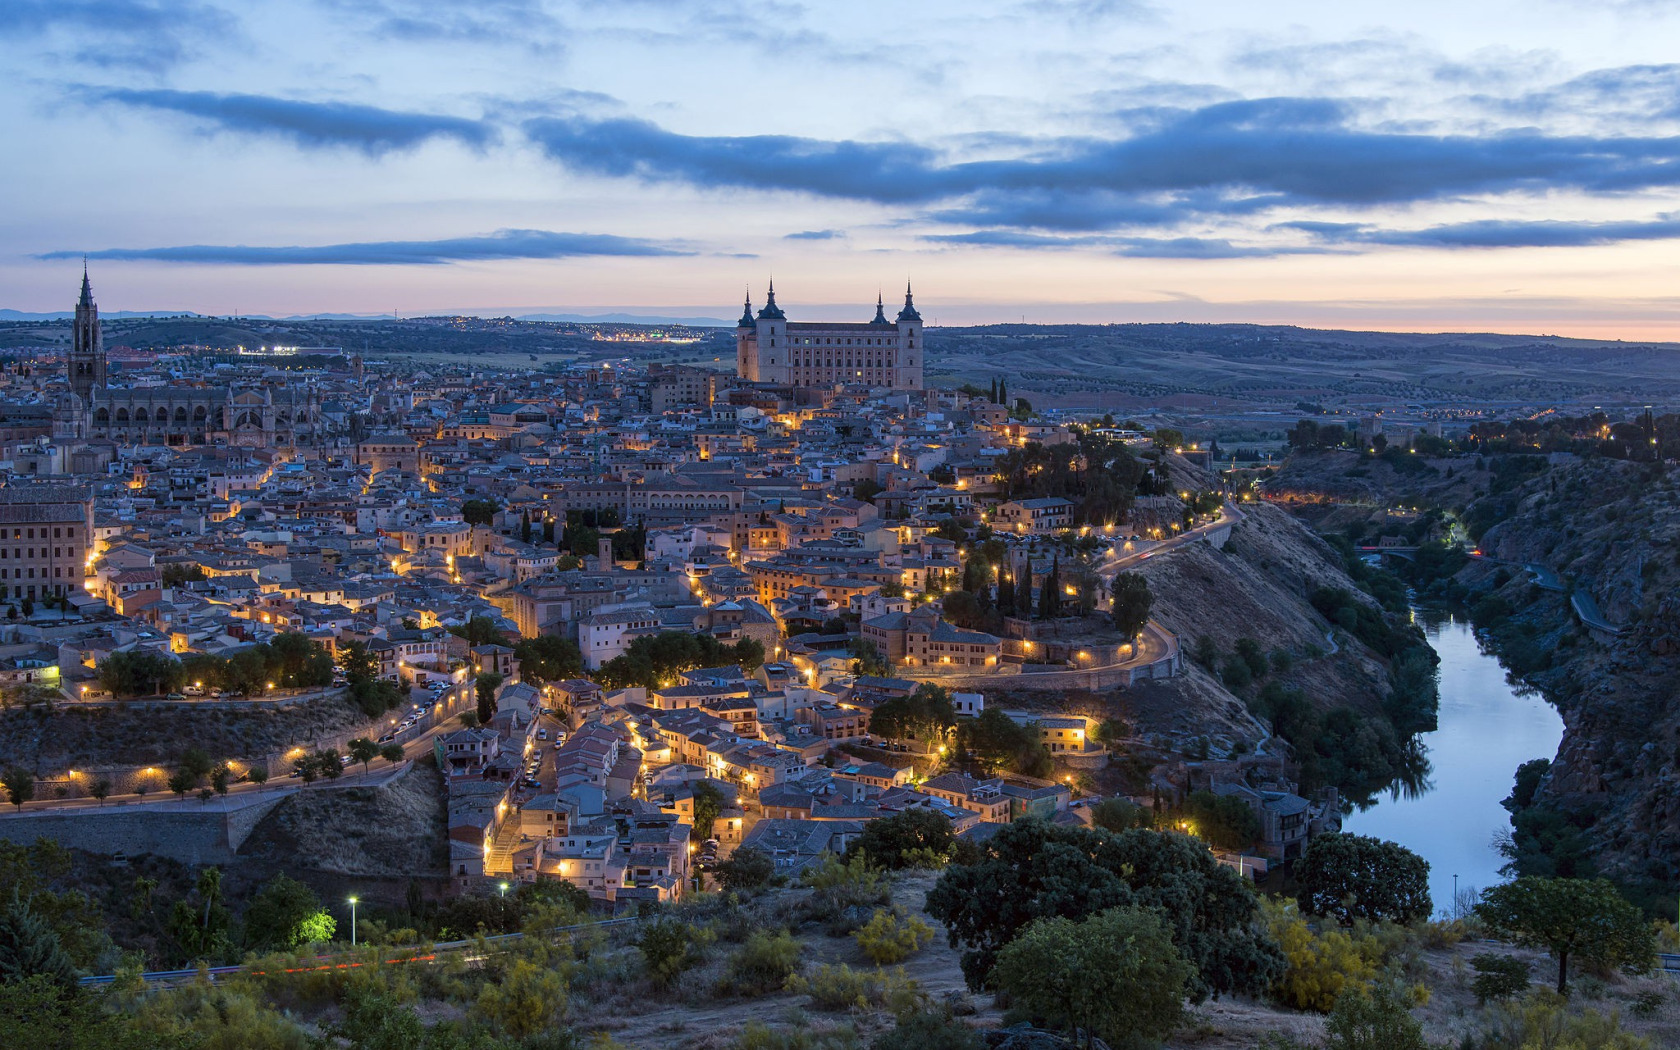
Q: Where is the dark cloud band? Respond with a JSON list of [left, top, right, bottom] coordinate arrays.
[[39, 229, 690, 265]]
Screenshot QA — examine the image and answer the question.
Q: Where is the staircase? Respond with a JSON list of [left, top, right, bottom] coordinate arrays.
[[484, 818, 525, 876]]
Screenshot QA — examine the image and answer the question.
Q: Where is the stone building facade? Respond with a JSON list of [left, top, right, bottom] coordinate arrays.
[[736, 283, 924, 390]]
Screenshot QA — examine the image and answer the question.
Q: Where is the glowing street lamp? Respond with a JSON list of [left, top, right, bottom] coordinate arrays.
[[348, 896, 358, 946]]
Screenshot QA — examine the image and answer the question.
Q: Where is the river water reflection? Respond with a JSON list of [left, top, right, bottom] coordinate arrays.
[[1344, 611, 1563, 914]]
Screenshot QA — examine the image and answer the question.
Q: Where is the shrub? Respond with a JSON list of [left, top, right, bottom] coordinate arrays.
[[636, 919, 712, 984], [801, 853, 891, 933], [991, 905, 1194, 1050], [726, 929, 803, 994], [870, 1009, 982, 1050], [786, 964, 920, 1013], [715, 847, 775, 893], [1324, 984, 1428, 1050], [732, 1020, 863, 1050], [1262, 898, 1378, 1012], [1469, 953, 1531, 1004], [1480, 990, 1653, 1050], [1296, 833, 1433, 925], [852, 909, 935, 965]]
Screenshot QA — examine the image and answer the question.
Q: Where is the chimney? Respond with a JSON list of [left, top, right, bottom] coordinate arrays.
[[597, 536, 614, 570]]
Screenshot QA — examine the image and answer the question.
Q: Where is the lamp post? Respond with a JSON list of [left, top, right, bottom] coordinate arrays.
[[1452, 874, 1459, 919], [348, 896, 358, 947], [499, 881, 509, 899]]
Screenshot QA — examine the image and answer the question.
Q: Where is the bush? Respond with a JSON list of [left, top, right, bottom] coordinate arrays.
[[870, 1009, 982, 1050], [726, 929, 803, 994], [715, 847, 775, 893], [802, 853, 892, 933], [1324, 984, 1427, 1050], [1296, 833, 1433, 925], [1262, 898, 1378, 1013], [1470, 953, 1531, 1004], [787, 964, 920, 1013], [1479, 989, 1653, 1050], [852, 909, 935, 965], [636, 919, 712, 984]]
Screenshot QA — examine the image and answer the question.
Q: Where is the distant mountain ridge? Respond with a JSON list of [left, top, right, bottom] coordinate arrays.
[[0, 308, 732, 325]]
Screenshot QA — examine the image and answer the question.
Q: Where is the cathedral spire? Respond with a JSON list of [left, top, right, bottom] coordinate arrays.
[[871, 290, 891, 326], [756, 276, 785, 320], [738, 286, 755, 328], [79, 258, 93, 310]]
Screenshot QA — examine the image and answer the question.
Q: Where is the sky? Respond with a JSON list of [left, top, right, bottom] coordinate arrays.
[[8, 0, 1680, 336]]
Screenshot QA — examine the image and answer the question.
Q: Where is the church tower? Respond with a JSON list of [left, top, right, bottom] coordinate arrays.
[[68, 263, 107, 399]]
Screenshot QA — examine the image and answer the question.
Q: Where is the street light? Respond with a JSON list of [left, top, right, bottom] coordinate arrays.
[[348, 896, 358, 946], [499, 882, 510, 898]]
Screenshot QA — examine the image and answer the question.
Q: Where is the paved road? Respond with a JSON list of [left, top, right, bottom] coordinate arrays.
[[1096, 502, 1244, 583], [2, 684, 471, 816]]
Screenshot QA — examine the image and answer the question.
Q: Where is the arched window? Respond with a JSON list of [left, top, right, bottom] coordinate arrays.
[[94, 408, 109, 423], [115, 408, 129, 422], [193, 405, 208, 421], [174, 407, 188, 422], [133, 408, 148, 422]]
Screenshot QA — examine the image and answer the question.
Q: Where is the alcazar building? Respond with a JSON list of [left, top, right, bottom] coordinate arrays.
[[735, 283, 924, 391], [53, 269, 322, 448]]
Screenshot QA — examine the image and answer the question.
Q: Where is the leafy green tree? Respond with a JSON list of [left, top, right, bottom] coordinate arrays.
[[475, 672, 504, 724], [510, 635, 582, 684], [380, 743, 404, 765], [451, 616, 509, 648], [1477, 877, 1655, 993], [956, 708, 1050, 778], [459, 499, 500, 526], [992, 905, 1194, 1050], [1181, 790, 1262, 851], [868, 684, 956, 748], [848, 637, 888, 676], [1110, 572, 1153, 641], [0, 769, 31, 812], [1090, 797, 1151, 833], [925, 819, 1283, 998], [243, 874, 336, 951], [691, 781, 724, 841], [1469, 953, 1531, 1004], [1295, 833, 1432, 925], [0, 894, 78, 988], [849, 809, 953, 869], [167, 769, 195, 800], [1037, 555, 1062, 619], [714, 846, 774, 893], [348, 737, 378, 775]]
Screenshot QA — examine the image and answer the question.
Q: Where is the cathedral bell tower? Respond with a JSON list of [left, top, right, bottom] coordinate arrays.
[[68, 262, 108, 399]]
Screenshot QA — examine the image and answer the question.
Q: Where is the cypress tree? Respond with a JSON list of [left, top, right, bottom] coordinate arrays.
[[519, 510, 532, 544], [1038, 555, 1061, 620], [0, 892, 77, 990], [996, 567, 1015, 617], [999, 379, 1008, 407]]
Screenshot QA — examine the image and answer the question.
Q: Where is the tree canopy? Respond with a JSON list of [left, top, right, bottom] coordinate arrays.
[[1295, 833, 1432, 926], [594, 632, 764, 690], [1476, 876, 1654, 993], [924, 818, 1284, 999], [849, 809, 954, 869], [868, 684, 956, 746], [1110, 571, 1153, 641]]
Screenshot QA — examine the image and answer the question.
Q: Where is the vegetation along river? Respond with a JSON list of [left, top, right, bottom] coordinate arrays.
[[1344, 611, 1563, 915]]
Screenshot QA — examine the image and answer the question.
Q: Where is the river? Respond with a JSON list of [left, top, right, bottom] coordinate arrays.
[[1343, 611, 1564, 916]]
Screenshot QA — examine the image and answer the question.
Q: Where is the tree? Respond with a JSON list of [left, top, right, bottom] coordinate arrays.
[[0, 770, 31, 812], [691, 781, 724, 841], [452, 616, 509, 648], [1090, 798, 1151, 833], [1110, 572, 1152, 641], [956, 708, 1049, 778], [460, 498, 500, 526], [380, 743, 405, 765], [246, 766, 268, 786], [636, 918, 707, 984], [869, 684, 956, 748], [714, 846, 774, 893], [88, 779, 109, 806], [848, 637, 888, 677], [210, 764, 230, 799], [243, 874, 336, 951], [316, 748, 343, 780], [1296, 833, 1432, 925], [167, 769, 195, 800], [348, 737, 378, 775], [1037, 555, 1061, 619], [1476, 877, 1655, 993], [475, 672, 503, 724], [510, 635, 582, 684], [0, 895, 78, 989], [849, 809, 953, 869], [992, 906, 1194, 1050], [926, 819, 1284, 998]]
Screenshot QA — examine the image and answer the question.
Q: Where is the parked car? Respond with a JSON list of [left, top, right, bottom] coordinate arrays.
[[165, 692, 186, 701]]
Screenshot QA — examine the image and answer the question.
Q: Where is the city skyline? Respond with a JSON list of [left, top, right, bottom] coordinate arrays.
[[9, 1, 1680, 336]]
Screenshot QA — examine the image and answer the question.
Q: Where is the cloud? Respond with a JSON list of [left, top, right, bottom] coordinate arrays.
[[39, 229, 691, 265], [0, 0, 235, 70], [1292, 214, 1680, 248], [783, 229, 843, 240], [315, 0, 563, 46], [924, 230, 1332, 258], [77, 87, 497, 155], [522, 97, 1680, 232]]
